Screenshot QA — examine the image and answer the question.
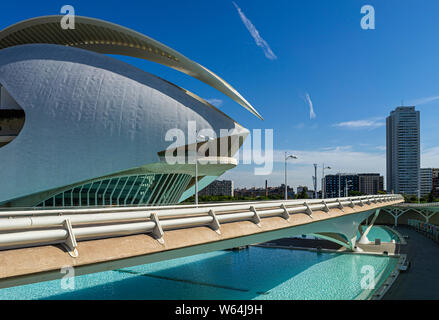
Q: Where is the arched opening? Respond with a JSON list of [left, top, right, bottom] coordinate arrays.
[[0, 84, 25, 147]]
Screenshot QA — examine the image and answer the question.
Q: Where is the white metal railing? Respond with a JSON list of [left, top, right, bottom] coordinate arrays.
[[0, 194, 403, 257], [394, 202, 439, 208]]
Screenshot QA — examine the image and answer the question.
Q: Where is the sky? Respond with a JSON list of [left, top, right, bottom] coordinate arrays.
[[2, 0, 439, 190]]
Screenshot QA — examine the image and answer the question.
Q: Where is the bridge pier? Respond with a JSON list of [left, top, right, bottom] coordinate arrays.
[[310, 232, 364, 252], [358, 209, 381, 244], [310, 209, 382, 251]]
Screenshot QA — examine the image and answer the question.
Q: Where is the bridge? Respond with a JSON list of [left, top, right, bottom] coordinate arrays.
[[0, 194, 403, 289], [380, 202, 439, 226]]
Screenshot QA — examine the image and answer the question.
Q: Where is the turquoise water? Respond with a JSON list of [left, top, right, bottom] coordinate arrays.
[[0, 247, 397, 300], [357, 226, 400, 243]]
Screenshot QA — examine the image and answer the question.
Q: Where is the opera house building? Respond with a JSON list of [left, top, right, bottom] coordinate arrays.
[[0, 16, 260, 208]]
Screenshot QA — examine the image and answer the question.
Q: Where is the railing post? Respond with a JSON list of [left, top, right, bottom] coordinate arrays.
[[280, 204, 290, 221], [321, 200, 330, 213], [349, 198, 355, 208], [151, 213, 165, 245], [304, 202, 313, 216], [337, 199, 344, 211], [250, 206, 262, 227], [208, 209, 221, 235], [62, 218, 78, 258]]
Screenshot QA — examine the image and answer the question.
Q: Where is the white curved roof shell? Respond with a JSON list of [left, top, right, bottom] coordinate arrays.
[[0, 44, 248, 204], [0, 15, 263, 120]]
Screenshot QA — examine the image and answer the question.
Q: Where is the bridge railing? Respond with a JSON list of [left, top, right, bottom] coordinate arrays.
[[393, 202, 439, 208], [0, 194, 403, 257]]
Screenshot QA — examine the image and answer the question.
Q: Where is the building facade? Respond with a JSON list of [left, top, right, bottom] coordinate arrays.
[[198, 180, 234, 197], [420, 168, 433, 197], [0, 16, 261, 207], [433, 169, 439, 199], [358, 173, 384, 195], [386, 106, 420, 195], [324, 174, 360, 198]]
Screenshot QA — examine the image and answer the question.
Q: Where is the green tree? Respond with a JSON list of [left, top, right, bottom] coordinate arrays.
[[348, 190, 364, 197], [408, 194, 418, 203], [296, 187, 309, 199]]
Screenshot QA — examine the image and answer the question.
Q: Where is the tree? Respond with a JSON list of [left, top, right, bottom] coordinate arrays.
[[348, 190, 364, 197], [409, 194, 418, 203], [296, 187, 309, 199]]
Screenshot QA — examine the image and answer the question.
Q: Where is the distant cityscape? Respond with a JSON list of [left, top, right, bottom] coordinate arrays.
[[203, 106, 438, 201], [201, 174, 385, 200]]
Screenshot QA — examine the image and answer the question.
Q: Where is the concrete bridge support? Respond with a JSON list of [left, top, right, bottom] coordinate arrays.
[[310, 209, 382, 251], [311, 232, 360, 252], [385, 208, 405, 227], [383, 207, 439, 226], [417, 210, 437, 223], [357, 209, 381, 245]]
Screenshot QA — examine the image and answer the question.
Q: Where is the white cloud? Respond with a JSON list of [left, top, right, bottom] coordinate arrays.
[[205, 98, 223, 107], [232, 2, 277, 60], [305, 92, 316, 120], [333, 117, 384, 129], [421, 146, 439, 168]]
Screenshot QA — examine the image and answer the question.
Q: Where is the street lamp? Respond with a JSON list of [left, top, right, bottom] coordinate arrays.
[[321, 165, 331, 199], [338, 172, 341, 198], [194, 134, 214, 206], [285, 152, 298, 200], [313, 164, 318, 199], [345, 178, 352, 197]]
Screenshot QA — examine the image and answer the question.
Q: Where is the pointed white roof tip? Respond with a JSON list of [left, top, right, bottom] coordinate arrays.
[[0, 15, 264, 120]]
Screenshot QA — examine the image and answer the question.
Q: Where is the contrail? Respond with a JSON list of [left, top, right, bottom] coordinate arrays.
[[410, 95, 439, 106], [305, 93, 316, 119], [232, 2, 277, 60]]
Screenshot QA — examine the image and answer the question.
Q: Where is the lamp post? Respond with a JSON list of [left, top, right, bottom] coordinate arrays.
[[313, 164, 318, 199], [194, 134, 214, 206], [285, 152, 298, 200], [321, 165, 331, 199], [345, 178, 352, 197], [338, 173, 341, 198]]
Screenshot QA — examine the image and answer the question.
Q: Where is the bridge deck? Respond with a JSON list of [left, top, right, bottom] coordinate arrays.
[[0, 198, 402, 289]]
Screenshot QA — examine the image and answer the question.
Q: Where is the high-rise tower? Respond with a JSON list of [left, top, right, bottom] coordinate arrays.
[[386, 106, 420, 195]]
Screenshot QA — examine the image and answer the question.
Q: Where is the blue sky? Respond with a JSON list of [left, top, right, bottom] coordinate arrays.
[[2, 0, 439, 190]]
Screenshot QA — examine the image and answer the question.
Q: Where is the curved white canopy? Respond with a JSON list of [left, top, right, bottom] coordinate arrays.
[[0, 15, 263, 120]]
